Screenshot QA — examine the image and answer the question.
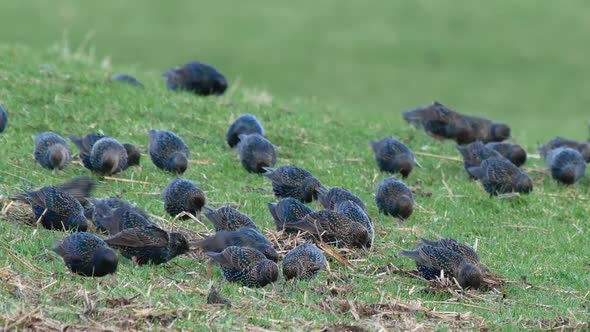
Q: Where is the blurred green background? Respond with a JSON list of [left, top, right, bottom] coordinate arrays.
[[1, 0, 589, 143]]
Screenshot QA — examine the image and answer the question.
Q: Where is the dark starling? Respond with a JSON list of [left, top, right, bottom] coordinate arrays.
[[13, 185, 88, 231], [286, 210, 370, 249], [123, 143, 141, 169], [0, 104, 7, 133], [403, 101, 510, 144], [420, 238, 489, 273], [237, 133, 277, 173], [268, 198, 314, 232], [86, 197, 149, 222], [226, 114, 265, 148], [206, 246, 279, 288], [92, 204, 153, 235], [317, 187, 366, 211], [111, 73, 144, 87], [468, 158, 533, 196], [56, 176, 98, 206], [334, 200, 374, 247], [538, 137, 590, 163], [203, 206, 258, 232], [375, 177, 414, 219], [53, 232, 118, 277], [34, 132, 71, 170], [485, 142, 527, 167], [104, 225, 189, 265], [544, 147, 586, 185], [206, 286, 231, 306], [163, 61, 228, 96], [70, 134, 128, 175], [162, 178, 206, 219], [456, 141, 504, 179], [282, 243, 326, 280], [196, 227, 278, 262], [148, 129, 189, 174], [263, 165, 323, 203], [371, 137, 420, 178], [399, 245, 483, 289]]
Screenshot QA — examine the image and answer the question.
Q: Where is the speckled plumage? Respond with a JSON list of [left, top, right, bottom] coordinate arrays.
[[196, 227, 278, 262], [123, 143, 141, 169], [104, 225, 189, 265], [203, 206, 258, 232], [162, 178, 206, 219], [263, 165, 323, 203], [0, 105, 7, 133], [92, 204, 153, 235], [15, 186, 87, 231], [334, 200, 374, 248], [206, 246, 279, 288], [286, 210, 371, 249], [456, 141, 504, 179], [148, 129, 189, 174], [34, 132, 71, 170], [163, 61, 228, 96], [282, 243, 326, 280], [544, 147, 586, 185], [226, 114, 265, 148], [485, 142, 527, 167], [111, 73, 144, 87], [70, 134, 128, 175], [399, 245, 483, 289], [237, 134, 277, 173], [375, 177, 414, 219], [318, 187, 366, 211], [467, 158, 533, 196], [268, 198, 313, 232], [371, 137, 418, 178], [420, 238, 489, 273], [53, 232, 118, 277], [539, 137, 590, 162]]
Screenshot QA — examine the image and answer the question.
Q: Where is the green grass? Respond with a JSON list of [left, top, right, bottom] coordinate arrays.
[[0, 1, 589, 330]]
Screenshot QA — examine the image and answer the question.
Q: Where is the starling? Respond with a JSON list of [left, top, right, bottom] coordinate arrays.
[[375, 177, 414, 219], [282, 243, 326, 280], [207, 286, 231, 306], [544, 147, 586, 185], [468, 157, 533, 196], [148, 129, 190, 174], [13, 185, 88, 231], [53, 232, 118, 277], [371, 137, 420, 178], [403, 101, 510, 144], [70, 134, 128, 175], [123, 143, 141, 169], [104, 225, 189, 265], [206, 246, 279, 288], [92, 204, 153, 235], [317, 187, 366, 211], [0, 104, 7, 133], [163, 61, 228, 96], [539, 137, 590, 163], [263, 165, 323, 203], [420, 238, 489, 273], [456, 141, 504, 179], [56, 176, 98, 206], [226, 114, 265, 148], [237, 133, 277, 173], [286, 210, 371, 249], [399, 245, 483, 289], [485, 142, 527, 167], [196, 227, 278, 262], [162, 178, 206, 219], [34, 132, 71, 170], [86, 197, 149, 221], [334, 200, 374, 247], [268, 198, 313, 232], [111, 73, 144, 87], [203, 206, 258, 232]]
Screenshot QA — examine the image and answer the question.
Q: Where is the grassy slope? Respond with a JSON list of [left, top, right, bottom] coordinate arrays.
[[0, 45, 589, 331]]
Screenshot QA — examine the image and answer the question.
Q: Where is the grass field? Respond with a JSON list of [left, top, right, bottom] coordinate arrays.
[[0, 1, 590, 331]]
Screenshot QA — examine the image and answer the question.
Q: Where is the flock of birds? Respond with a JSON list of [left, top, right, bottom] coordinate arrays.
[[1, 60, 589, 293]]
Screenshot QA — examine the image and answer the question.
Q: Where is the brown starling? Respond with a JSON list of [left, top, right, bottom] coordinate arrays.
[[420, 238, 489, 273], [263, 165, 323, 203], [206, 286, 231, 306], [543, 147, 586, 185], [162, 178, 206, 219], [317, 187, 366, 211], [485, 142, 527, 167], [237, 133, 277, 173], [468, 158, 533, 196], [226, 114, 264, 148], [203, 206, 258, 232], [268, 198, 313, 232], [371, 137, 420, 178], [53, 232, 118, 277], [539, 137, 590, 162], [70, 134, 128, 175], [375, 177, 414, 219], [334, 200, 374, 247], [196, 227, 278, 262], [148, 129, 190, 174], [456, 141, 504, 179], [34, 132, 71, 170], [206, 246, 279, 288], [282, 243, 326, 280]]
